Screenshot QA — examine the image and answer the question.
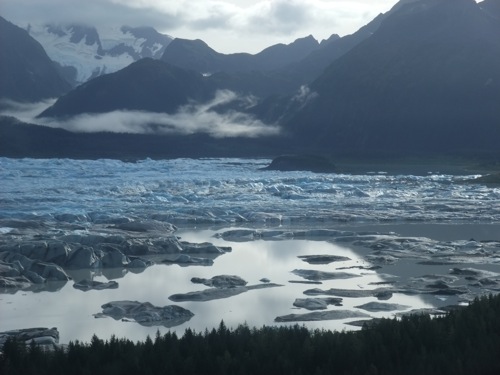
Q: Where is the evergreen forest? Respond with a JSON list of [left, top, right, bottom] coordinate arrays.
[[2, 294, 500, 375]]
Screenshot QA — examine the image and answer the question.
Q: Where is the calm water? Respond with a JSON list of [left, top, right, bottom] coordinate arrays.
[[1, 229, 436, 344]]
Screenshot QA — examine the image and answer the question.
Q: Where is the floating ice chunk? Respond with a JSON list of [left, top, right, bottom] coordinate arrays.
[[169, 283, 282, 302], [275, 309, 370, 322], [355, 302, 409, 312], [95, 301, 194, 328], [298, 255, 351, 264], [292, 269, 359, 281], [293, 297, 342, 310]]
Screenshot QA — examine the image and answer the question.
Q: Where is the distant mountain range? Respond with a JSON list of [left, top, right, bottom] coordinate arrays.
[[1, 0, 499, 159], [27, 23, 173, 85], [161, 35, 320, 74]]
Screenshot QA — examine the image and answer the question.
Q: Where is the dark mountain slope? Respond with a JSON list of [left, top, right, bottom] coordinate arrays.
[[0, 17, 71, 102], [160, 30, 374, 97], [283, 13, 386, 86], [479, 0, 500, 20], [161, 36, 319, 74], [39, 58, 214, 117], [285, 0, 500, 155]]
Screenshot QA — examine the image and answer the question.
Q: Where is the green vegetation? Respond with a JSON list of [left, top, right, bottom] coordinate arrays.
[[2, 295, 500, 375]]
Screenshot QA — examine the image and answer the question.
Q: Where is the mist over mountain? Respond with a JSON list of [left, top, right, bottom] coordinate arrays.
[[281, 0, 500, 155], [0, 115, 287, 159], [2, 0, 499, 159], [0, 16, 70, 102], [27, 23, 173, 85], [39, 58, 214, 117]]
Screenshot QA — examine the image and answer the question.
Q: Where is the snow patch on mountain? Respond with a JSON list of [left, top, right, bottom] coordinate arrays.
[[27, 23, 172, 85]]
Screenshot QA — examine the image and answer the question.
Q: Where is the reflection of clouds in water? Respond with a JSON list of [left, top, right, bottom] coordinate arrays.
[[1, 233, 435, 344]]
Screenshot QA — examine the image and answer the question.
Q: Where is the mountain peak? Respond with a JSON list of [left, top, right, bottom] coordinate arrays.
[[287, 0, 500, 155], [26, 22, 172, 84], [162, 36, 320, 75], [319, 34, 341, 46]]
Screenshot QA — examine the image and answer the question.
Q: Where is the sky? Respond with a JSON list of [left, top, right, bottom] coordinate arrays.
[[1, 0, 399, 54]]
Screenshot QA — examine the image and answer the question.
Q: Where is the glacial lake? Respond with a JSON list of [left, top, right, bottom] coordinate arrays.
[[1, 157, 500, 344]]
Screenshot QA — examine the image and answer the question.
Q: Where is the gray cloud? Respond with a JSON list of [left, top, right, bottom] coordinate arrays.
[[1, 91, 280, 138], [190, 14, 231, 31], [2, 0, 399, 53], [1, 0, 183, 31], [246, 0, 314, 35]]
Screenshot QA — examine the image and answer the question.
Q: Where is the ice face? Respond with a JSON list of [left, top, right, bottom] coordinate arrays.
[[0, 157, 498, 227]]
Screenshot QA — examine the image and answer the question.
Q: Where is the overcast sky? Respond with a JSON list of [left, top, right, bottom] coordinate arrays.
[[2, 0, 400, 54]]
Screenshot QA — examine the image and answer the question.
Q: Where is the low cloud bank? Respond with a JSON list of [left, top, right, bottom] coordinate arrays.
[[1, 90, 280, 138]]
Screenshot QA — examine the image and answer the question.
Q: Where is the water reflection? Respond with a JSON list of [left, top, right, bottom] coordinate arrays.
[[0, 229, 436, 344]]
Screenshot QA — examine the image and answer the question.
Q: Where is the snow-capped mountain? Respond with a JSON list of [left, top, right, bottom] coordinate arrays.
[[27, 23, 172, 85]]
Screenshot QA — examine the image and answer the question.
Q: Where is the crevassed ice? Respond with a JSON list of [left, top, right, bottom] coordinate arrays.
[[0, 157, 498, 226]]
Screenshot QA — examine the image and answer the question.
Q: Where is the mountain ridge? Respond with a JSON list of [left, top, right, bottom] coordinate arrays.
[[27, 23, 173, 84], [39, 58, 214, 117], [0, 16, 71, 102], [160, 35, 320, 74], [2, 0, 499, 159], [283, 0, 500, 155]]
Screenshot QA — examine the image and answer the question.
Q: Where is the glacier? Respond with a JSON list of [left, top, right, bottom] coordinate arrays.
[[27, 24, 172, 84], [1, 157, 498, 227], [1, 157, 500, 344]]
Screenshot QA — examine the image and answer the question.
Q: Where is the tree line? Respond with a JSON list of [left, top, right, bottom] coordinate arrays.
[[2, 294, 500, 375]]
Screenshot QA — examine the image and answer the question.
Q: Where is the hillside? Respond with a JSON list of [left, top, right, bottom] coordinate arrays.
[[0, 17, 71, 102], [39, 58, 214, 117], [284, 0, 500, 155]]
